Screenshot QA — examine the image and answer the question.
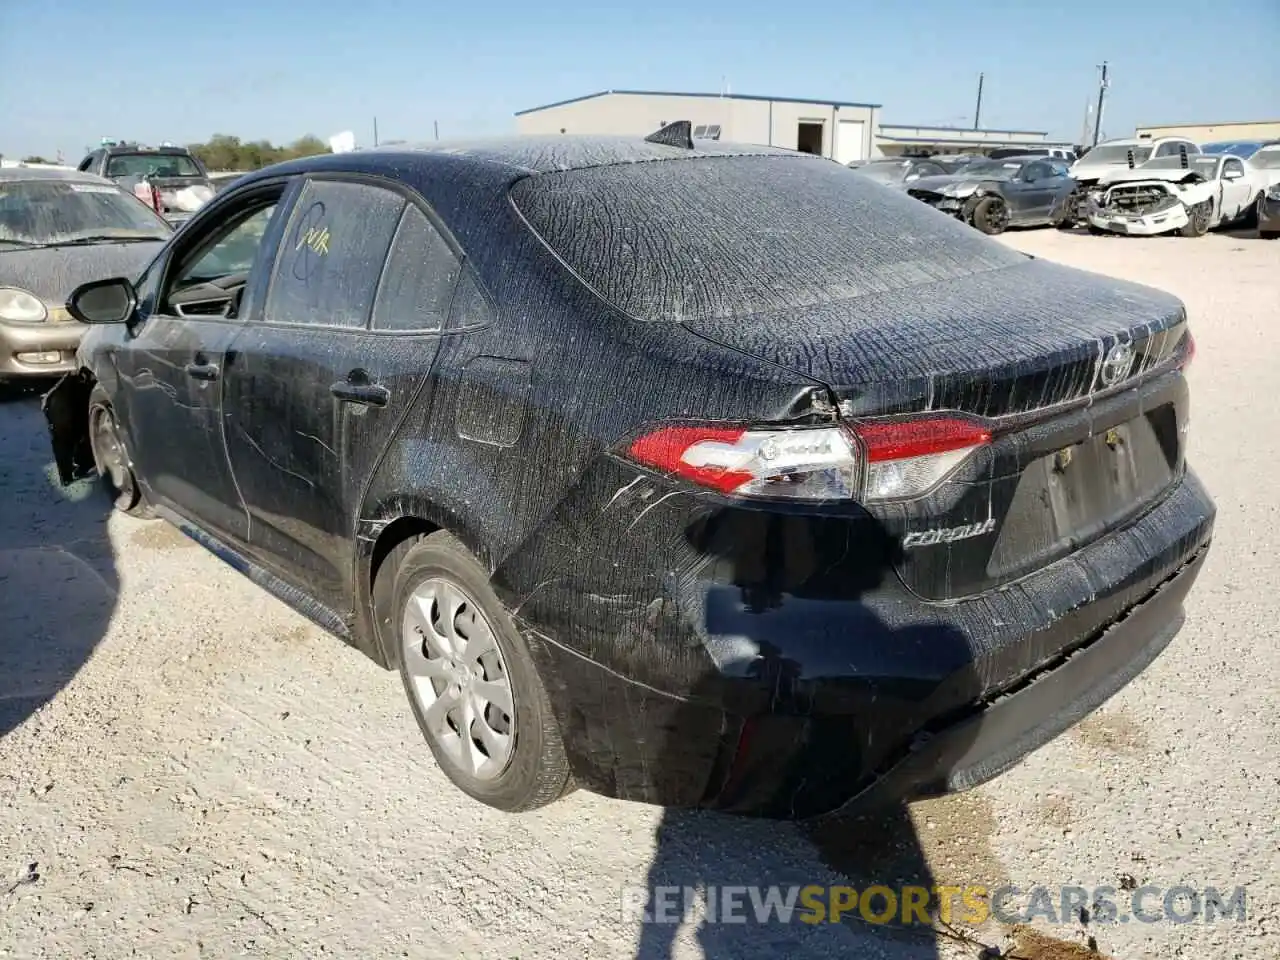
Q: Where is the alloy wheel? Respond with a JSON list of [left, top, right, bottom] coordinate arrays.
[[401, 577, 516, 781]]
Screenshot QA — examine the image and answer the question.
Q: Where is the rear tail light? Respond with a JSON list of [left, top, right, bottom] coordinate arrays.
[[624, 414, 991, 503], [1180, 331, 1196, 368]]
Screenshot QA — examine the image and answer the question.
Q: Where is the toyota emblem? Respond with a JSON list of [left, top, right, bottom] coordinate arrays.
[[1099, 342, 1136, 388]]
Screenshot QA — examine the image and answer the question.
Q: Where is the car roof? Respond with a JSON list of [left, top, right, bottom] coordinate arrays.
[[0, 166, 118, 185], [250, 134, 807, 182], [102, 144, 194, 155]]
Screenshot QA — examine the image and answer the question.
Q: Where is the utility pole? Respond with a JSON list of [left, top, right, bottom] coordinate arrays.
[[973, 73, 984, 130], [373, 117, 379, 147], [1092, 62, 1109, 147], [433, 120, 439, 141]]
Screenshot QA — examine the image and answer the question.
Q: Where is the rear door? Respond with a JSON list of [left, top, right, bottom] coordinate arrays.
[[221, 175, 463, 612]]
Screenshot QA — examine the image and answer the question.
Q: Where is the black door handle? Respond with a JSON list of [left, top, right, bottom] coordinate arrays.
[[330, 380, 390, 407], [185, 361, 220, 381]]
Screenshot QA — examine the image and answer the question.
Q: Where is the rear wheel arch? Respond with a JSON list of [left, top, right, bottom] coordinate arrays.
[[364, 499, 495, 667]]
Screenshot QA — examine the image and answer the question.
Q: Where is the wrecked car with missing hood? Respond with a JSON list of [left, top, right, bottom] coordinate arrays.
[[1057, 137, 1202, 228], [905, 155, 1077, 235], [1085, 151, 1274, 237], [43, 124, 1214, 820]]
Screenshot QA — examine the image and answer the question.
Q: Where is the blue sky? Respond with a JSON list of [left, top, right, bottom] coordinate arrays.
[[2, 0, 1276, 159]]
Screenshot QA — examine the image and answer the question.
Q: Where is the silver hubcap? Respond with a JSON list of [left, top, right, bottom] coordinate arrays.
[[402, 578, 515, 780], [91, 407, 128, 491]]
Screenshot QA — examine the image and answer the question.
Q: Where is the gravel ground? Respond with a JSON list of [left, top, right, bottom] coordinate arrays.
[[1, 229, 1276, 960]]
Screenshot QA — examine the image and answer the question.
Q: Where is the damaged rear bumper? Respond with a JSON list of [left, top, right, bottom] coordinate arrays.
[[505, 459, 1215, 820]]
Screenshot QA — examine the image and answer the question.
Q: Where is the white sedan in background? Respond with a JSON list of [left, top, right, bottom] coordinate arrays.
[[1085, 153, 1280, 237]]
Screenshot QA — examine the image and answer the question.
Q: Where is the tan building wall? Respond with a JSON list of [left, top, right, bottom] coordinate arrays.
[[1135, 120, 1280, 143], [514, 91, 880, 163]]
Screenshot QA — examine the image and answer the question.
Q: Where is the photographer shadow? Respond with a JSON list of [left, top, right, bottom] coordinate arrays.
[[0, 383, 118, 737], [634, 505, 985, 959]]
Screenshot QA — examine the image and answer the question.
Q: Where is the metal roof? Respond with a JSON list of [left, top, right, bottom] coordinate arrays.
[[515, 89, 882, 116], [878, 135, 1074, 147], [882, 123, 1049, 136]]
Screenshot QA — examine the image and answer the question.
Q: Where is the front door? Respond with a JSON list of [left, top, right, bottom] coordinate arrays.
[[1006, 160, 1059, 221], [221, 177, 461, 611], [113, 186, 294, 542]]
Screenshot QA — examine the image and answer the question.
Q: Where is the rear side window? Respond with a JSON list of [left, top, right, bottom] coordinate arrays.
[[266, 179, 405, 329], [511, 156, 1025, 323], [371, 205, 461, 331]]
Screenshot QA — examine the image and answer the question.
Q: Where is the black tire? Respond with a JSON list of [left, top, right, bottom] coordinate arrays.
[[391, 531, 572, 811], [1179, 202, 1211, 238], [1239, 193, 1262, 229], [87, 384, 154, 518], [970, 195, 1009, 235], [1262, 231, 1279, 240]]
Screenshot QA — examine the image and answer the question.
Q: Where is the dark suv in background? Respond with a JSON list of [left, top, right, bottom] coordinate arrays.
[[77, 142, 215, 225]]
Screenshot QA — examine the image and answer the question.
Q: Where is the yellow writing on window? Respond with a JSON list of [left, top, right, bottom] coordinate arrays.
[[297, 225, 331, 256]]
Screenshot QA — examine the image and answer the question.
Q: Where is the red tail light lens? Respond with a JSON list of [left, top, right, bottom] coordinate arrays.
[[624, 414, 991, 503], [1180, 331, 1195, 368]]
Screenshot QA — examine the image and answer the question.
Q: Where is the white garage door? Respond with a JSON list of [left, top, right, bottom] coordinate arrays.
[[836, 120, 865, 163]]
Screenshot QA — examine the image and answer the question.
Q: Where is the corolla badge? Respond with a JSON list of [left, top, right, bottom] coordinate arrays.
[[902, 517, 997, 549], [1099, 341, 1136, 388]]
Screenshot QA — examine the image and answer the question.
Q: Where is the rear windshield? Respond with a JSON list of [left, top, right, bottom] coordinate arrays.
[[105, 152, 203, 178], [510, 156, 1025, 323]]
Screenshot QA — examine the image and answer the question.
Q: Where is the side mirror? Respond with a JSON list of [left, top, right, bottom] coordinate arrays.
[[1224, 168, 1244, 180], [67, 277, 136, 325]]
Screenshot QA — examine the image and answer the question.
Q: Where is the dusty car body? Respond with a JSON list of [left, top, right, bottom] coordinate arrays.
[[906, 155, 1076, 234], [0, 168, 170, 381], [44, 128, 1213, 821], [1085, 153, 1275, 237], [78, 144, 216, 226], [1058, 137, 1202, 227]]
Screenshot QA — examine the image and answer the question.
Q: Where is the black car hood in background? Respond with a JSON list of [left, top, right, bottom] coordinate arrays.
[[512, 155, 1186, 418], [0, 241, 164, 306]]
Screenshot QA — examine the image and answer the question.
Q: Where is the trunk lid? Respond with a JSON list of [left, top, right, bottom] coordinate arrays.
[[678, 257, 1188, 419]]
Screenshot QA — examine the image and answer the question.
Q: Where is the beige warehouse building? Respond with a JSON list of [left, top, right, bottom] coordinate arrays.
[[1135, 119, 1280, 143], [515, 89, 882, 163], [515, 89, 1074, 162]]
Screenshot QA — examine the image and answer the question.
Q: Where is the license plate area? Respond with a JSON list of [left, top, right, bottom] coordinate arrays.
[[987, 407, 1178, 579]]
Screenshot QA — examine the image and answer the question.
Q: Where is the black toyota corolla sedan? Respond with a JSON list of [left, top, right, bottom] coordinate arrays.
[[44, 124, 1214, 820]]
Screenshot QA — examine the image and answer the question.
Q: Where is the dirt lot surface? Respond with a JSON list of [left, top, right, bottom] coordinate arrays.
[[2, 229, 1276, 960]]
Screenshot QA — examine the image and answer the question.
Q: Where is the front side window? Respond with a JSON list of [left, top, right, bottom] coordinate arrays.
[[105, 153, 203, 178], [0, 179, 172, 248], [182, 205, 278, 282], [265, 179, 405, 329]]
